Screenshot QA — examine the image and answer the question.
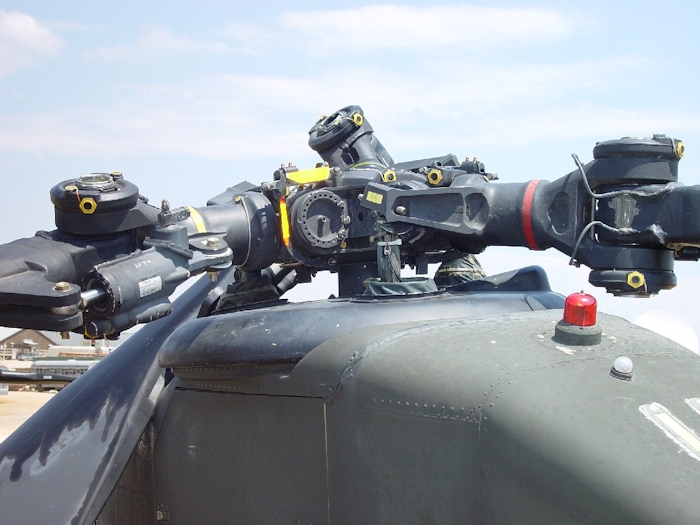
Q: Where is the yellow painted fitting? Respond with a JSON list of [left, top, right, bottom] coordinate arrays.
[[352, 112, 364, 127], [427, 168, 443, 186], [627, 271, 645, 289], [79, 198, 97, 214], [382, 169, 397, 182], [676, 141, 685, 158], [340, 241, 347, 249], [187, 206, 207, 233], [65, 185, 78, 192], [279, 197, 291, 247], [317, 114, 326, 122], [286, 166, 330, 185]]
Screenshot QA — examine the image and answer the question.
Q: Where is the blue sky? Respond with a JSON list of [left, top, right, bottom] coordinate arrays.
[[1, 1, 700, 345]]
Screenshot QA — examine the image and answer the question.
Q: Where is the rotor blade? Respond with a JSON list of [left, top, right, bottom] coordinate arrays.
[[0, 267, 234, 525]]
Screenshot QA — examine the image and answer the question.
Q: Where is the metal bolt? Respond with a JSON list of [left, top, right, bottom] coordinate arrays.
[[395, 206, 407, 216], [207, 271, 218, 282], [60, 331, 70, 340], [54, 282, 70, 292], [161, 199, 170, 212], [205, 237, 220, 248]]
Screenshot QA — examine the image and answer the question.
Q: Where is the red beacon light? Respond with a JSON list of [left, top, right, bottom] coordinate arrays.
[[563, 292, 597, 327], [554, 291, 602, 345]]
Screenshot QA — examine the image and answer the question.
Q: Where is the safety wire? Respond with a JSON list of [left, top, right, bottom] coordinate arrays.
[[568, 153, 672, 265], [376, 221, 402, 282], [568, 221, 629, 266], [571, 154, 677, 200]]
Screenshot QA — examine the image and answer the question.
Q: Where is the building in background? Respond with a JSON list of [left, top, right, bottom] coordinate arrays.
[[0, 328, 57, 360], [0, 328, 125, 360]]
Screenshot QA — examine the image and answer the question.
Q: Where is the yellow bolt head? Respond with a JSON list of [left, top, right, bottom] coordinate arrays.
[[627, 271, 645, 289], [676, 141, 685, 158], [382, 169, 397, 182], [427, 168, 443, 185], [79, 197, 97, 214]]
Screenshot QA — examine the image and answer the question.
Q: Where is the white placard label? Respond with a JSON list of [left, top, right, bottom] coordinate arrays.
[[139, 276, 163, 297]]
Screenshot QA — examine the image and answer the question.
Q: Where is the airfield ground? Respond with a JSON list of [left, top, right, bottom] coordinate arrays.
[[0, 360, 55, 443], [0, 391, 54, 443]]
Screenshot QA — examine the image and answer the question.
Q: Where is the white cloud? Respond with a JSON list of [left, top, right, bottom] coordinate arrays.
[[220, 22, 276, 56], [1, 54, 697, 162], [85, 26, 228, 63], [0, 10, 64, 77], [306, 56, 648, 124], [278, 4, 576, 55], [400, 96, 699, 161], [216, 5, 578, 58], [45, 20, 102, 32]]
